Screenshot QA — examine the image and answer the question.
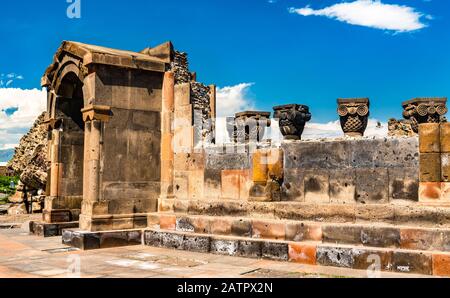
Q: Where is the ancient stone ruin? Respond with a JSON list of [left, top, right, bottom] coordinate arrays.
[[18, 40, 450, 276], [7, 112, 49, 214]]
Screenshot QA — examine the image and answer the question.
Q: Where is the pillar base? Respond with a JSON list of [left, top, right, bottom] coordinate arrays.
[[79, 213, 149, 232], [43, 209, 81, 223], [62, 228, 142, 250], [30, 221, 79, 237]]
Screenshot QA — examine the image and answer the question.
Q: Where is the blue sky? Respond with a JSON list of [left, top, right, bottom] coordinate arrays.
[[0, 0, 449, 143]]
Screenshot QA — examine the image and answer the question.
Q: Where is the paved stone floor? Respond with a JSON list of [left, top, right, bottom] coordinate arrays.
[[0, 223, 431, 278]]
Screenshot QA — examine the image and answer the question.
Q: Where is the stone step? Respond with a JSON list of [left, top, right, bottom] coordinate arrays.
[[148, 212, 450, 252], [143, 228, 450, 276], [161, 198, 450, 227]]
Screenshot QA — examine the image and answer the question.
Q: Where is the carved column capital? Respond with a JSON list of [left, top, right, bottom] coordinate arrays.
[[273, 104, 311, 140], [402, 97, 448, 133], [337, 98, 370, 137], [81, 105, 113, 123]]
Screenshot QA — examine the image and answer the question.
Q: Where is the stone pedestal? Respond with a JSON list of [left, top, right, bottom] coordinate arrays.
[[403, 98, 448, 133], [227, 111, 271, 143], [273, 104, 311, 140], [337, 98, 370, 137]]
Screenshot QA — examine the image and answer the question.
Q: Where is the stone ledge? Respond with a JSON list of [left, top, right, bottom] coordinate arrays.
[[142, 228, 450, 276], [62, 228, 142, 250], [164, 198, 450, 227], [147, 212, 450, 252], [29, 221, 79, 237]]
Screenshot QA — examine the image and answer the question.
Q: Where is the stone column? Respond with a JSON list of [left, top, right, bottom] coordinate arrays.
[[79, 105, 112, 231], [159, 71, 176, 211]]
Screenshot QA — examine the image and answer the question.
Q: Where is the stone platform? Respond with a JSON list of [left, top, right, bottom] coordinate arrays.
[[60, 200, 450, 277], [29, 221, 79, 237]]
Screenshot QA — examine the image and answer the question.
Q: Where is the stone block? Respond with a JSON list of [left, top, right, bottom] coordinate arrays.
[[420, 153, 441, 182], [237, 240, 262, 258], [267, 148, 284, 181], [322, 225, 362, 245], [252, 150, 268, 184], [316, 246, 354, 268], [231, 219, 252, 237], [174, 153, 205, 171], [183, 235, 211, 253], [188, 170, 204, 200], [285, 222, 322, 242], [191, 216, 211, 234], [355, 168, 389, 204], [210, 218, 232, 235], [275, 203, 356, 223], [392, 251, 432, 275], [441, 183, 450, 201], [252, 220, 285, 240], [351, 248, 393, 272], [329, 169, 356, 203], [159, 214, 176, 230], [174, 83, 191, 107], [174, 172, 189, 200], [210, 239, 238, 256], [400, 228, 444, 251], [304, 170, 330, 203], [144, 230, 162, 247], [281, 169, 305, 201], [161, 232, 184, 249], [388, 168, 419, 201], [173, 199, 189, 213], [440, 123, 450, 153], [221, 170, 241, 199], [204, 168, 222, 200], [356, 204, 394, 223], [419, 182, 442, 202], [442, 153, 450, 182], [419, 123, 441, 153], [432, 253, 450, 276], [176, 217, 195, 232], [288, 243, 317, 265], [261, 242, 289, 261], [99, 232, 129, 248], [239, 170, 252, 201], [360, 227, 400, 248]]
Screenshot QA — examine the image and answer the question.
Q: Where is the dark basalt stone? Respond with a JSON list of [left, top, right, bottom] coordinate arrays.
[[273, 104, 311, 140]]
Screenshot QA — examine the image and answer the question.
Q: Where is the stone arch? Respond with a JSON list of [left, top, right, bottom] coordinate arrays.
[[45, 57, 86, 223]]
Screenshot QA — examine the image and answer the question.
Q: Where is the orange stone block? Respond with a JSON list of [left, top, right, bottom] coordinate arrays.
[[442, 153, 450, 182], [210, 218, 232, 235], [252, 220, 285, 240], [419, 182, 442, 202], [419, 123, 441, 153], [440, 123, 450, 153], [288, 243, 317, 265], [420, 153, 441, 182], [267, 148, 284, 181], [432, 253, 450, 277], [159, 214, 176, 230], [252, 150, 268, 184], [221, 170, 242, 199], [239, 170, 252, 200], [441, 182, 450, 201]]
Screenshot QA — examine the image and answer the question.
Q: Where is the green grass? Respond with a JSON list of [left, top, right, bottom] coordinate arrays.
[[0, 175, 19, 198]]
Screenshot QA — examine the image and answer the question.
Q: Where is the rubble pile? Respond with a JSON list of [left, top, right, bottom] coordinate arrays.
[[388, 118, 416, 137], [6, 112, 49, 214], [170, 51, 191, 84]]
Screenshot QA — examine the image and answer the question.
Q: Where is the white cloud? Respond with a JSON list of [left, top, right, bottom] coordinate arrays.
[[0, 88, 47, 148], [302, 119, 387, 139], [216, 83, 255, 118], [0, 73, 24, 88], [289, 0, 429, 32]]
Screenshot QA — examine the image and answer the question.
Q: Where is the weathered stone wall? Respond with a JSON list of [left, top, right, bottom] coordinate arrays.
[[171, 138, 419, 205], [282, 137, 419, 203], [95, 65, 163, 216]]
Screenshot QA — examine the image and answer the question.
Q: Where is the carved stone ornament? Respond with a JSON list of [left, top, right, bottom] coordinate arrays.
[[402, 97, 448, 133], [226, 111, 271, 143], [337, 98, 370, 137], [273, 104, 312, 140]]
